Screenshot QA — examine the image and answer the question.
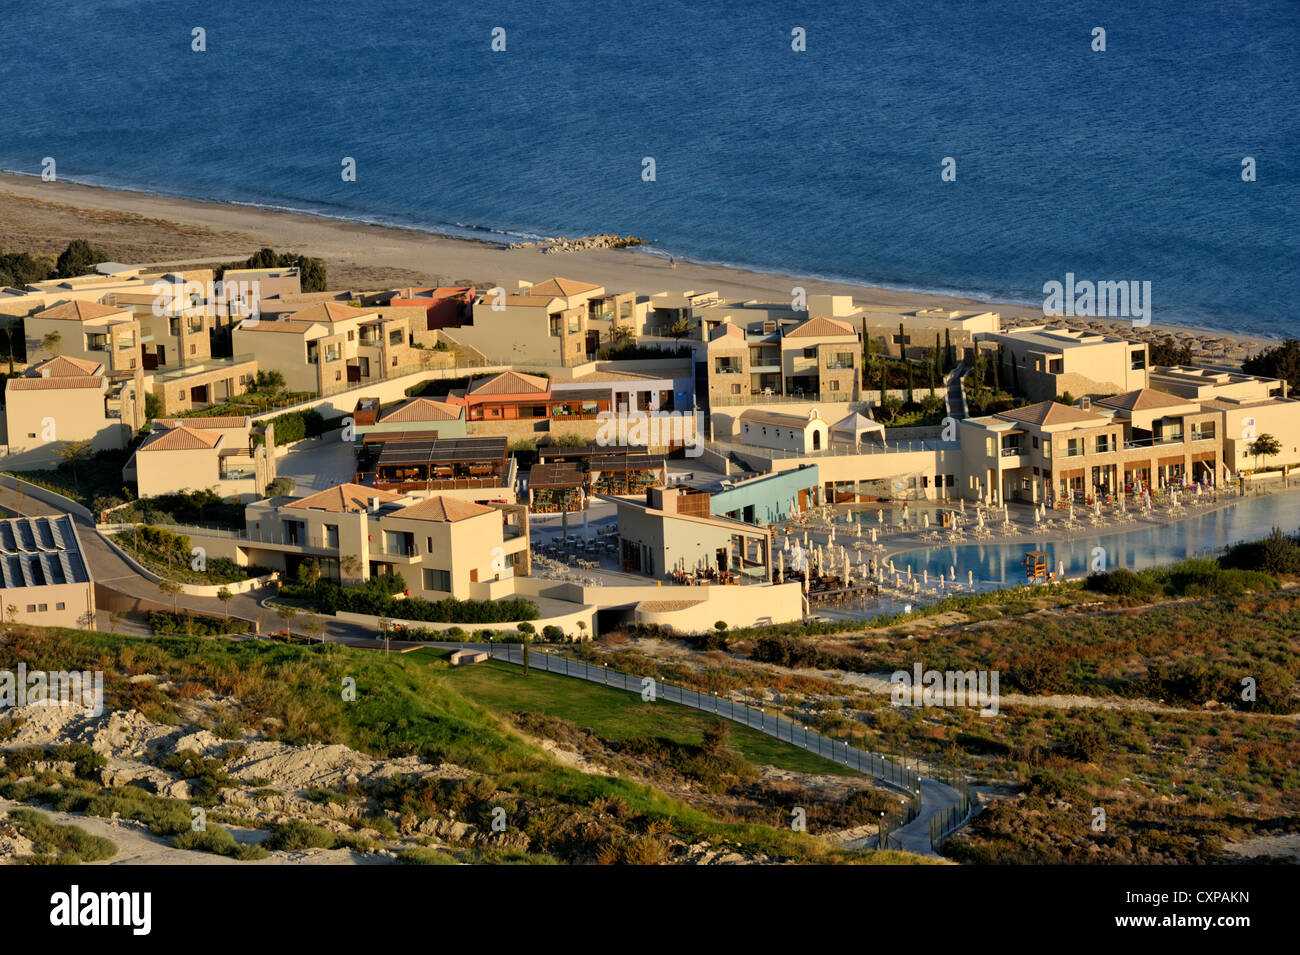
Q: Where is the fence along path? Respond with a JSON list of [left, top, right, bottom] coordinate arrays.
[[445, 642, 972, 853]]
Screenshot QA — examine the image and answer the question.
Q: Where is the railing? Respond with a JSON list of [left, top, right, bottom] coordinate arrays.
[[1000, 446, 1022, 457], [479, 643, 925, 805], [713, 436, 943, 460], [929, 769, 972, 851]]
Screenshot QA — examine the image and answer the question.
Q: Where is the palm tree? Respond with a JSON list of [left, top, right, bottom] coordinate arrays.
[[216, 586, 233, 620], [517, 622, 535, 676], [157, 577, 183, 613]]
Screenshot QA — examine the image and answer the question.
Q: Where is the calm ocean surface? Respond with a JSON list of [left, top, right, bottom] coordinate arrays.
[[0, 0, 1296, 337]]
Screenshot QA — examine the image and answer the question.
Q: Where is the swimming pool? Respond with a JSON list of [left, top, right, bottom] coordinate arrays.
[[887, 492, 1300, 590]]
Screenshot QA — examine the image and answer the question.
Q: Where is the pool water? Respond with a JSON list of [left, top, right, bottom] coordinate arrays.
[[887, 492, 1300, 589]]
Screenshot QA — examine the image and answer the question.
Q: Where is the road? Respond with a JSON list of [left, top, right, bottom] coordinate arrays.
[[0, 485, 377, 644]]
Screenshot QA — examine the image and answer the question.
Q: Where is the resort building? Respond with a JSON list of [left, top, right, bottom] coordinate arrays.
[[734, 409, 831, 454], [231, 301, 418, 394], [449, 277, 632, 365], [1148, 365, 1287, 402], [958, 391, 1223, 505], [852, 303, 1000, 363], [0, 515, 95, 629], [353, 435, 518, 504], [351, 395, 467, 443], [219, 266, 301, 307], [612, 486, 774, 584], [23, 299, 142, 372], [123, 416, 276, 500], [981, 325, 1150, 402], [223, 484, 529, 592], [1, 355, 145, 460], [705, 312, 861, 407]]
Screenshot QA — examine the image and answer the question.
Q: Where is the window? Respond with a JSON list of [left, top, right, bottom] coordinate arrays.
[[426, 537, 433, 553], [389, 329, 403, 346], [1048, 358, 1063, 374], [803, 347, 817, 359], [1096, 435, 1113, 453], [549, 315, 562, 337], [38, 604, 47, 612], [189, 344, 197, 355], [324, 524, 339, 547], [1032, 436, 1039, 449], [391, 357, 398, 367], [423, 568, 451, 592], [945, 474, 955, 488], [731, 384, 741, 395], [26, 433, 35, 439], [567, 316, 580, 334], [129, 359, 137, 369], [335, 371, 342, 381], [26, 604, 35, 613], [56, 602, 66, 610], [827, 380, 840, 392], [347, 330, 355, 341], [1131, 349, 1147, 370]]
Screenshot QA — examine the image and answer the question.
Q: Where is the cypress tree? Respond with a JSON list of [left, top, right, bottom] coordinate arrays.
[[944, 327, 954, 371], [907, 360, 915, 405]]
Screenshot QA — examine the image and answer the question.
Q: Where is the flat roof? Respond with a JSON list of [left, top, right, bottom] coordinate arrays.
[[375, 436, 509, 467], [528, 462, 585, 489], [589, 453, 666, 472]]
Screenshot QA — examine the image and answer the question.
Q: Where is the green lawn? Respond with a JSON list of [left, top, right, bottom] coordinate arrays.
[[415, 649, 857, 777]]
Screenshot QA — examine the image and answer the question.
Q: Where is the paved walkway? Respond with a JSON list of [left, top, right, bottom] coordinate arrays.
[[457, 641, 968, 855]]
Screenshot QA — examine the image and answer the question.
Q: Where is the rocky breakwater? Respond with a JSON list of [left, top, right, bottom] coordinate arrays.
[[508, 233, 645, 254]]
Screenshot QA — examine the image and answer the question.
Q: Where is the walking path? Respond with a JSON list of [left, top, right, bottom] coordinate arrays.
[[447, 641, 969, 855]]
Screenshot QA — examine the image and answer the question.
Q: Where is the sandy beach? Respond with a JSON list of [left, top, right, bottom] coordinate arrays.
[[0, 173, 1276, 364]]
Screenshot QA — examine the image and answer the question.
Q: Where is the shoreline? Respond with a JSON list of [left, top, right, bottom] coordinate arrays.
[[0, 171, 1279, 362]]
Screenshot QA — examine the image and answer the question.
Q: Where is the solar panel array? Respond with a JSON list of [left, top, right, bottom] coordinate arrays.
[[0, 516, 90, 589], [374, 436, 509, 467]]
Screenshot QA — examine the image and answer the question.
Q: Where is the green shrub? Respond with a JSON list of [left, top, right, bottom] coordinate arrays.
[[263, 819, 338, 851], [7, 808, 117, 863], [276, 577, 537, 625]]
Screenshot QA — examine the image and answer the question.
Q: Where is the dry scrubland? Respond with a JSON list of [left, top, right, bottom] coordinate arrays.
[[0, 628, 932, 865], [569, 541, 1300, 864]]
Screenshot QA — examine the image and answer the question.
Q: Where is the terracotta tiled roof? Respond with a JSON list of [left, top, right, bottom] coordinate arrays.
[[565, 369, 659, 383], [784, 316, 856, 338], [29, 355, 102, 377], [498, 294, 562, 308], [466, 370, 550, 396], [32, 300, 129, 321], [394, 496, 496, 523], [709, 324, 744, 342], [377, 398, 463, 424], [238, 319, 316, 333], [154, 416, 251, 431], [527, 277, 600, 298], [285, 483, 402, 513], [138, 425, 222, 452], [290, 301, 368, 324], [7, 375, 103, 392], [1095, 388, 1190, 412], [997, 401, 1106, 427]]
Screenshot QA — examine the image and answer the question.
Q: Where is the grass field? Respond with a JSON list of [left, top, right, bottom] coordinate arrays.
[[416, 649, 857, 777]]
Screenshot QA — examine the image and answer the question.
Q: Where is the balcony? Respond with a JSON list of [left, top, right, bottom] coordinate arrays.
[[825, 360, 857, 371], [1000, 446, 1023, 457], [1061, 446, 1086, 458], [714, 364, 743, 375]]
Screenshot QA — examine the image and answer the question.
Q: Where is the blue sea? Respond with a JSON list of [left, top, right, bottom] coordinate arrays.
[[0, 0, 1296, 338]]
